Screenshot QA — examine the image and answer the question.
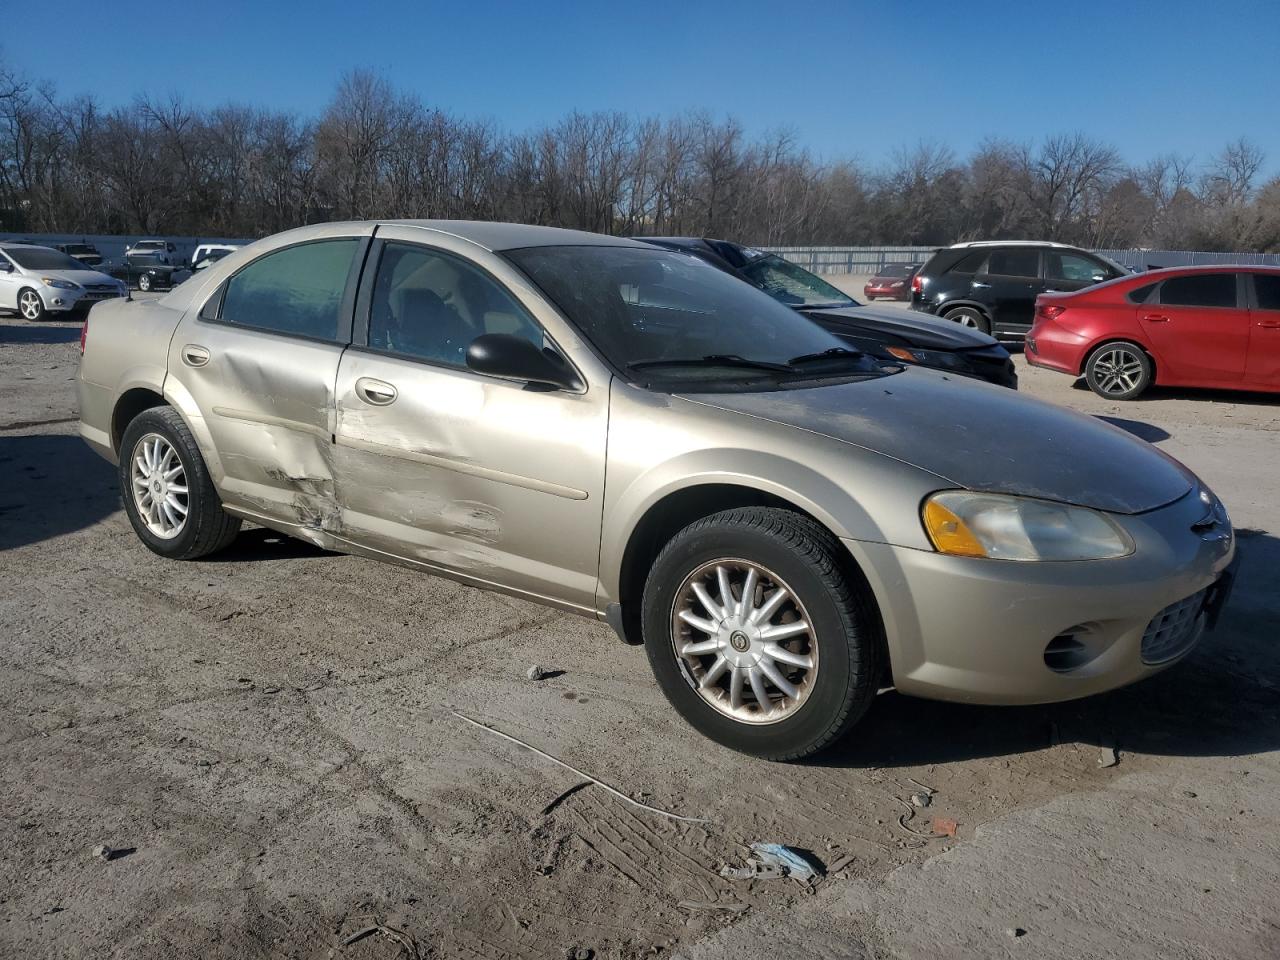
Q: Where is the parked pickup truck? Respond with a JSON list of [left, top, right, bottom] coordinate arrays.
[[103, 253, 191, 292], [53, 242, 105, 268]]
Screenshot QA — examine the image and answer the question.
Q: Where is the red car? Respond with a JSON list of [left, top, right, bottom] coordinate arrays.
[[864, 263, 921, 301], [1026, 266, 1280, 399]]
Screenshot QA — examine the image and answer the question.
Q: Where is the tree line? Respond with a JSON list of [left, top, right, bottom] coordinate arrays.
[[2, 63, 1278, 251]]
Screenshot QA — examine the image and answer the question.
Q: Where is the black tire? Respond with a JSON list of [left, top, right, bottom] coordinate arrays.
[[118, 406, 241, 559], [17, 287, 45, 322], [641, 507, 881, 761], [943, 305, 990, 335], [137, 273, 153, 292], [1084, 340, 1153, 400]]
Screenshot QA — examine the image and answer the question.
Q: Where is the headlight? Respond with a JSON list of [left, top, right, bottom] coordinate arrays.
[[42, 277, 80, 290], [885, 346, 963, 369], [922, 491, 1134, 561]]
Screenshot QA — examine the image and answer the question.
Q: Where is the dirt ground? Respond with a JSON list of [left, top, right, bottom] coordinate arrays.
[[1, 299, 1277, 960]]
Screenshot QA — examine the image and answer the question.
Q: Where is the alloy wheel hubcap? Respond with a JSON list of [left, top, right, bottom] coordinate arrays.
[[130, 433, 189, 539], [671, 559, 818, 724], [1092, 348, 1144, 394], [19, 292, 40, 319]]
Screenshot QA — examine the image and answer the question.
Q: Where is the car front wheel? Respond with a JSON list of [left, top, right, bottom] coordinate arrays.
[[119, 406, 242, 559], [17, 288, 45, 321], [1085, 341, 1153, 400], [642, 507, 880, 761], [137, 273, 153, 292]]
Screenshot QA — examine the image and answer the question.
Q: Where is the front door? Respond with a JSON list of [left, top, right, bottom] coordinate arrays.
[[332, 231, 608, 610], [165, 231, 369, 532], [1246, 272, 1280, 386], [1043, 250, 1118, 294], [1140, 272, 1249, 382], [975, 247, 1043, 332]]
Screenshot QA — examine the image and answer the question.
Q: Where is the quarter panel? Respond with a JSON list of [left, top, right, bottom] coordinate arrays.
[[597, 381, 946, 605]]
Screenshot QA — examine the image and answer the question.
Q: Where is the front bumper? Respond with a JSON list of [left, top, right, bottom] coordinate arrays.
[[39, 286, 126, 313], [844, 487, 1236, 705]]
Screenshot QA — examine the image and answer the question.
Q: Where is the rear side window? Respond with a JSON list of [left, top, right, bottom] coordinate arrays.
[[1046, 252, 1110, 283], [1254, 274, 1280, 311], [1158, 274, 1237, 309], [219, 239, 358, 341], [946, 250, 987, 274], [368, 242, 543, 367], [1127, 282, 1158, 304], [985, 249, 1040, 278]]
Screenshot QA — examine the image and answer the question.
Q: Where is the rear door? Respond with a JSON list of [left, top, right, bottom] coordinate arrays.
[[331, 228, 609, 610], [166, 228, 371, 531], [974, 248, 1043, 331], [1246, 272, 1280, 386], [1141, 272, 1248, 381]]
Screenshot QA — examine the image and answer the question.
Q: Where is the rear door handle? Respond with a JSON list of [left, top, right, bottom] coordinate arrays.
[[355, 377, 398, 406], [181, 344, 210, 367], [971, 281, 991, 289], [1257, 319, 1280, 329], [1143, 314, 1171, 323]]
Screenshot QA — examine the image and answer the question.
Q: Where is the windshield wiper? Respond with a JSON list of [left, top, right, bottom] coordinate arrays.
[[786, 347, 864, 365], [627, 354, 794, 373]]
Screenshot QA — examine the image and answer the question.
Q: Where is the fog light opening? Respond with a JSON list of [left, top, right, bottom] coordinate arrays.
[[1044, 623, 1101, 673]]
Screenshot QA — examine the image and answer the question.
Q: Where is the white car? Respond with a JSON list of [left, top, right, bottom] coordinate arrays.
[[190, 243, 240, 269], [0, 243, 127, 321], [125, 239, 177, 265]]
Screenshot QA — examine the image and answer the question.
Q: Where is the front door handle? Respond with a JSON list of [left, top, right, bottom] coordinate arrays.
[[971, 281, 991, 289], [1143, 314, 1171, 323], [355, 377, 398, 406], [181, 344, 210, 367]]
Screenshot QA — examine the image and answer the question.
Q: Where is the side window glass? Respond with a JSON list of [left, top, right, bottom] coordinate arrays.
[[368, 242, 544, 367], [1254, 275, 1280, 311], [1127, 282, 1157, 304], [1047, 253, 1109, 283], [986, 249, 1040, 278], [219, 239, 357, 341], [1158, 274, 1237, 309], [948, 251, 987, 274]]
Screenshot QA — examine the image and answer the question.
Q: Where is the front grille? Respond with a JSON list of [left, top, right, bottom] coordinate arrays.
[[1141, 589, 1207, 665], [85, 283, 117, 292]]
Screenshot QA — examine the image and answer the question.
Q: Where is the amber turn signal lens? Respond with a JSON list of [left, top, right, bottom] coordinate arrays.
[[922, 498, 987, 557], [886, 346, 918, 362]]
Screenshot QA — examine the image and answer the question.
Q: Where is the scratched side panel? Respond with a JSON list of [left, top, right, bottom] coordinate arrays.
[[165, 318, 346, 541], [332, 351, 608, 610]]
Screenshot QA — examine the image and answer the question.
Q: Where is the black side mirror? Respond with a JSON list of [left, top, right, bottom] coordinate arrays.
[[0, 261, 11, 272], [466, 333, 582, 391]]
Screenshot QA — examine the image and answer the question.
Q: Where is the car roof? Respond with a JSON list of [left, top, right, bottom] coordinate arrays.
[[949, 240, 1081, 249], [383, 220, 645, 252], [0, 242, 57, 253]]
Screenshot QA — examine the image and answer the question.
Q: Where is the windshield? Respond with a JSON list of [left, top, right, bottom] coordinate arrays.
[[875, 263, 919, 278], [506, 245, 876, 383], [64, 244, 96, 255], [4, 246, 88, 271], [739, 254, 856, 308]]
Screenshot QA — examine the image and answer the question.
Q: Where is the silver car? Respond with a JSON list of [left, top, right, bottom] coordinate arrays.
[[1, 243, 127, 321], [77, 221, 1237, 759]]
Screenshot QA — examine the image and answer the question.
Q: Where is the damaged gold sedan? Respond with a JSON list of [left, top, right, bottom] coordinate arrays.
[[78, 221, 1236, 759]]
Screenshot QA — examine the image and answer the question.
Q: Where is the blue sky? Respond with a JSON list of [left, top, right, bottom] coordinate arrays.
[[10, 0, 1280, 174]]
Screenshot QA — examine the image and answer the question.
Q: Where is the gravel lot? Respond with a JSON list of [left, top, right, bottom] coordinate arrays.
[[2, 296, 1278, 960]]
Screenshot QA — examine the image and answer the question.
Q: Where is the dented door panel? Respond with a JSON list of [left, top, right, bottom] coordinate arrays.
[[332, 351, 607, 609], [165, 320, 346, 535]]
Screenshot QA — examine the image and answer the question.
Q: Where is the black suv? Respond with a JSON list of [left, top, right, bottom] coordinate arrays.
[[638, 237, 1017, 388], [911, 242, 1128, 338]]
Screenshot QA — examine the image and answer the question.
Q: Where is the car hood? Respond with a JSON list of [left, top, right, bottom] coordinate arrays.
[[681, 369, 1193, 514], [25, 267, 120, 286], [803, 305, 998, 350]]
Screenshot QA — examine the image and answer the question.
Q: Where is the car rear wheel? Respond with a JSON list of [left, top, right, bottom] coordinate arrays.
[[137, 273, 153, 292], [1085, 341, 1153, 400], [119, 406, 242, 559], [17, 288, 45, 322], [943, 305, 990, 334], [642, 507, 880, 761]]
